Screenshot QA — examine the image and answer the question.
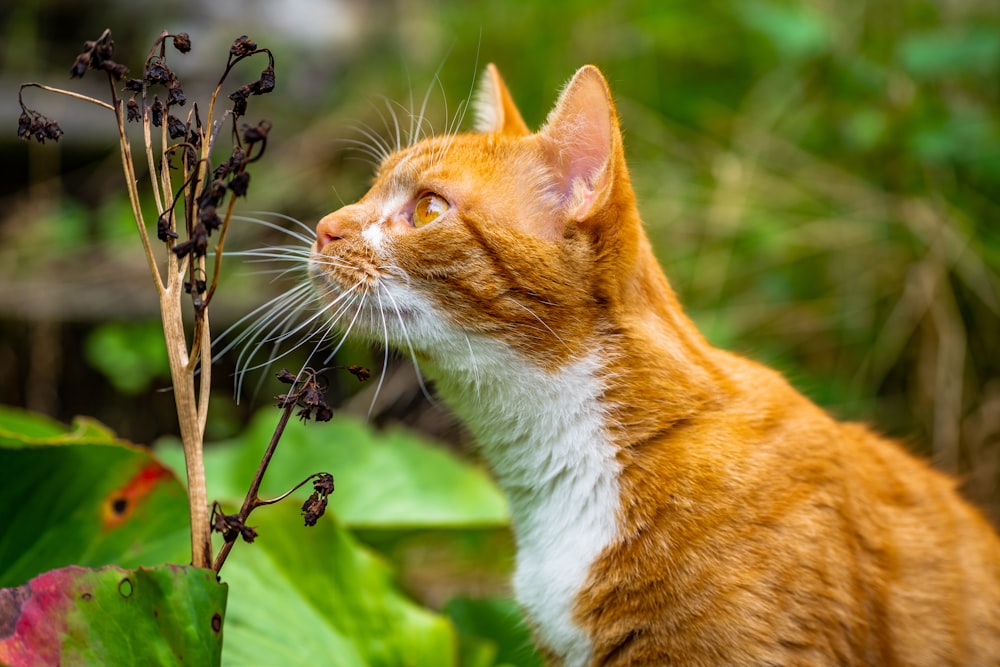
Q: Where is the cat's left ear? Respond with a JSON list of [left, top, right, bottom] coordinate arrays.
[[538, 65, 619, 222], [473, 64, 530, 137]]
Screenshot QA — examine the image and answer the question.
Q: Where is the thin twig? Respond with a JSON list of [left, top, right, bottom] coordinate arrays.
[[20, 82, 115, 112], [213, 396, 296, 573]]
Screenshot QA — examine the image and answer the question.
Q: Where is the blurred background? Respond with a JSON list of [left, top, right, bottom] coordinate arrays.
[[2, 0, 998, 530]]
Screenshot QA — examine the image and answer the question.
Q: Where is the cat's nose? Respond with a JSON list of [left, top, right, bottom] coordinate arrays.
[[315, 212, 347, 249]]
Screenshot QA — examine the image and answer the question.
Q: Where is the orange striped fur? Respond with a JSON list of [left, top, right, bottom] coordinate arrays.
[[311, 65, 1000, 665]]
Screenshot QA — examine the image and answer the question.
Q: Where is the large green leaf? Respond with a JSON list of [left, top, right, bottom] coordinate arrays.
[[156, 410, 509, 529], [219, 503, 456, 667], [0, 407, 190, 588], [0, 564, 226, 666]]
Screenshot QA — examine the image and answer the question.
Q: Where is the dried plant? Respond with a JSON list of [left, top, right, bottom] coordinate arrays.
[[18, 29, 282, 569], [211, 367, 340, 572]]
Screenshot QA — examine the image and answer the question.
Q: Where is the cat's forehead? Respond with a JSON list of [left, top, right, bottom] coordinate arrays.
[[377, 136, 447, 177], [377, 133, 511, 182]]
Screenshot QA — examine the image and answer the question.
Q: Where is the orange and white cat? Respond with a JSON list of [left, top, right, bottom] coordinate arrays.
[[309, 65, 1000, 665]]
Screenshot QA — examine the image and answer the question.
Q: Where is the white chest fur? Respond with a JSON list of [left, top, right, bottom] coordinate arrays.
[[430, 347, 622, 666]]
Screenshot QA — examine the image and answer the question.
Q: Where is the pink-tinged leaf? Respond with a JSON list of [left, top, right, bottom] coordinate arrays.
[[0, 564, 226, 666]]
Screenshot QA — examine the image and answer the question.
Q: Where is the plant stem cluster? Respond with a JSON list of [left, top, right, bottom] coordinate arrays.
[[211, 367, 359, 574], [19, 28, 365, 578], [17, 29, 278, 570]]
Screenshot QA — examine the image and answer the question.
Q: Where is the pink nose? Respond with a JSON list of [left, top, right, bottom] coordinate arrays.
[[315, 213, 347, 249]]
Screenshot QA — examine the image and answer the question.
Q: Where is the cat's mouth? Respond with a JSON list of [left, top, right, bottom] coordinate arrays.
[[308, 245, 382, 292], [306, 248, 425, 339]]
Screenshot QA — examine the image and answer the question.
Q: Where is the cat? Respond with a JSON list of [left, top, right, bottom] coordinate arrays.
[[308, 64, 1000, 666]]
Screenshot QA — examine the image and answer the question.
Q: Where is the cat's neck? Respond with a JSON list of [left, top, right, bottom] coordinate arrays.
[[427, 347, 620, 664]]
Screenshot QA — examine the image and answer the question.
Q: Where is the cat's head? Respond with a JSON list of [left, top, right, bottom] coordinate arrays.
[[310, 65, 647, 371]]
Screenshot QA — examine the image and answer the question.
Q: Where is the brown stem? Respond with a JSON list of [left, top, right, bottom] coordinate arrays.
[[203, 194, 238, 307], [213, 396, 296, 574], [19, 82, 115, 112], [160, 280, 213, 568]]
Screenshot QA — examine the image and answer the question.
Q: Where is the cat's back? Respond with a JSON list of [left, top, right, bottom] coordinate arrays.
[[581, 351, 1000, 666]]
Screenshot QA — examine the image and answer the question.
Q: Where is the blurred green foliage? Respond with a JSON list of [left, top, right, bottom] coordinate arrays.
[[84, 321, 170, 394]]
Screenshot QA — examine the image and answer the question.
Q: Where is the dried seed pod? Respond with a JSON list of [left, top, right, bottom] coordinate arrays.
[[156, 211, 178, 241], [242, 121, 270, 144], [228, 85, 250, 117], [301, 492, 328, 527], [172, 32, 192, 54], [314, 473, 335, 496], [150, 97, 164, 127], [16, 111, 34, 140], [199, 205, 222, 233], [252, 66, 275, 95], [276, 369, 297, 384], [42, 119, 64, 142], [228, 172, 250, 197], [126, 98, 141, 123], [69, 53, 90, 79], [166, 81, 186, 107], [166, 114, 187, 140], [230, 35, 257, 58], [144, 60, 172, 86], [347, 365, 371, 382], [102, 61, 128, 81]]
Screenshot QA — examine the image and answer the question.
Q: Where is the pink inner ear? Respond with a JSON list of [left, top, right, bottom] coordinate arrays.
[[541, 68, 614, 216]]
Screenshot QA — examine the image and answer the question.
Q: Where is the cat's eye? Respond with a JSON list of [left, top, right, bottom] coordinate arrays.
[[412, 194, 449, 228]]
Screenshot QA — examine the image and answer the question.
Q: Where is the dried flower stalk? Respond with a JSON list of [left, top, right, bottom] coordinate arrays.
[[19, 29, 276, 568]]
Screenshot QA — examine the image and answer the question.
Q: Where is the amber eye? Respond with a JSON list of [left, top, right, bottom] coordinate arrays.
[[412, 193, 449, 228]]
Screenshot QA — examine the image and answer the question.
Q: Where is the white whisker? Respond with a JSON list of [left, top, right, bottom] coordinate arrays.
[[379, 283, 434, 404], [463, 332, 482, 398], [365, 288, 392, 418], [509, 297, 570, 350], [238, 211, 318, 239], [233, 214, 318, 247]]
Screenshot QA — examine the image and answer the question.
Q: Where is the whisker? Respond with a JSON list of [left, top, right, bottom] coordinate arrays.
[[414, 58, 450, 146], [379, 283, 434, 404], [463, 332, 482, 399], [234, 215, 317, 247], [347, 120, 393, 163], [340, 140, 388, 167], [376, 96, 405, 154], [233, 282, 363, 399], [366, 288, 392, 418], [214, 281, 314, 361], [509, 297, 571, 350]]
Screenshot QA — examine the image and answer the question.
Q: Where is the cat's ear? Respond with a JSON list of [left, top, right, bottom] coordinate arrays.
[[538, 66, 618, 222], [473, 64, 530, 137]]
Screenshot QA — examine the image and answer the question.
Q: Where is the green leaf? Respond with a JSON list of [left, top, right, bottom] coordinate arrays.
[[0, 564, 226, 666], [0, 407, 190, 588], [738, 1, 831, 60], [898, 27, 1000, 79], [83, 320, 172, 395], [219, 503, 456, 667], [156, 411, 509, 529]]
